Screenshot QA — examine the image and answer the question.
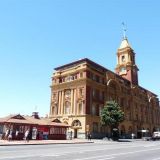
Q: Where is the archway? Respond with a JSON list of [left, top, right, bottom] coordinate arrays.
[[71, 120, 82, 138]]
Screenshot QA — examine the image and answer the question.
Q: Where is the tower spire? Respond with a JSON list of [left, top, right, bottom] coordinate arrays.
[[115, 26, 139, 85], [122, 22, 127, 39]]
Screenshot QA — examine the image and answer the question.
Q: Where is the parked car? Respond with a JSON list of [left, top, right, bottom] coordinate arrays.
[[152, 131, 160, 140]]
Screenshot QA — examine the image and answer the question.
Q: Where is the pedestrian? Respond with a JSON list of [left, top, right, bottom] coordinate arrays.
[[89, 133, 92, 141], [8, 130, 13, 141], [24, 129, 30, 142], [5, 128, 10, 140], [15, 130, 19, 140], [70, 131, 72, 140], [88, 132, 91, 141]]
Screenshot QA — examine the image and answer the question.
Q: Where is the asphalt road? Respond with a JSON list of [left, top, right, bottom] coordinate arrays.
[[1, 140, 160, 160]]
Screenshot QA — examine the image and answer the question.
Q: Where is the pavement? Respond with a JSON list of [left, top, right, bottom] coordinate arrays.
[[0, 139, 94, 146], [0, 138, 148, 146]]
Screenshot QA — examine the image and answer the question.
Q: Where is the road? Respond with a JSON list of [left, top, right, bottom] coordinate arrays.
[[1, 140, 160, 160]]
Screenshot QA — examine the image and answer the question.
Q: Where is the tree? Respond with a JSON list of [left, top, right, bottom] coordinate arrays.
[[100, 100, 125, 140]]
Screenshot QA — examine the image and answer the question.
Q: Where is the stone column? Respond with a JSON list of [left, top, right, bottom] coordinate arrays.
[[58, 91, 61, 115], [70, 89, 74, 114], [74, 89, 77, 115], [61, 91, 64, 115]]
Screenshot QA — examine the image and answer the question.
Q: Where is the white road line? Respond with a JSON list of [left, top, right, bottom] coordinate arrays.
[[152, 158, 160, 160], [75, 147, 160, 160], [0, 154, 60, 160], [0, 145, 140, 157], [144, 144, 157, 147], [1, 144, 159, 160], [0, 155, 39, 160], [98, 157, 115, 160], [40, 154, 59, 157]]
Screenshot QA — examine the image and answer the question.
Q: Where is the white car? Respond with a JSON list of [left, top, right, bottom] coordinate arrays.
[[152, 132, 160, 140]]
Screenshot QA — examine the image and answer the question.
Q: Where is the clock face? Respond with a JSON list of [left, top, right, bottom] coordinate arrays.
[[120, 67, 126, 72]]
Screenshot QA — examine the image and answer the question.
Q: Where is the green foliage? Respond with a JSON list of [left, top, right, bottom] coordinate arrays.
[[100, 100, 124, 128]]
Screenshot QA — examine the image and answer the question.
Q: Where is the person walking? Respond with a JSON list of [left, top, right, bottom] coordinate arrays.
[[24, 129, 30, 142], [4, 128, 10, 140], [15, 130, 19, 140], [8, 129, 13, 141], [87, 132, 92, 141]]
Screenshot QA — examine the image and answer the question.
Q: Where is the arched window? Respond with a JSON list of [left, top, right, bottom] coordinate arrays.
[[72, 120, 81, 127]]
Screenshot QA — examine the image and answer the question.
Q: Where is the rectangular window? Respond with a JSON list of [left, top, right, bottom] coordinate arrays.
[[96, 75, 99, 82]]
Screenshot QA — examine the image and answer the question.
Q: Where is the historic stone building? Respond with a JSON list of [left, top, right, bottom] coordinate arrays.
[[49, 37, 160, 139]]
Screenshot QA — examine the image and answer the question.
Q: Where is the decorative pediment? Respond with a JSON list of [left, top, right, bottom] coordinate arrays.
[[52, 119, 61, 123], [12, 114, 25, 120]]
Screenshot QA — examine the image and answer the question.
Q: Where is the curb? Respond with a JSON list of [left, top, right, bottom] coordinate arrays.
[[0, 141, 93, 146]]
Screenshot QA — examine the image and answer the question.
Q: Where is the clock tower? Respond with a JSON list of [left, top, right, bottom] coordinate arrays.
[[115, 37, 139, 85]]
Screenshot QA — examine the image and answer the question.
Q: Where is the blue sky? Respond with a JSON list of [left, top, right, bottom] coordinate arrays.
[[0, 0, 160, 117]]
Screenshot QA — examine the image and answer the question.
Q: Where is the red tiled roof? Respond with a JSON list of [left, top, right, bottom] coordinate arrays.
[[0, 114, 69, 127]]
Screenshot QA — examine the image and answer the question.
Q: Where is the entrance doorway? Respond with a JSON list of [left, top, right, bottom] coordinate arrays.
[[74, 129, 77, 138]]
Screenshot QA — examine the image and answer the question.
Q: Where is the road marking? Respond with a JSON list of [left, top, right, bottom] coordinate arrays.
[[144, 144, 158, 147], [152, 158, 160, 160], [75, 147, 160, 160], [98, 157, 115, 160], [0, 155, 40, 159], [40, 154, 59, 157]]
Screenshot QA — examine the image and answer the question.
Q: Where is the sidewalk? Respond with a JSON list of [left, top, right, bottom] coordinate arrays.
[[0, 139, 93, 146], [0, 138, 146, 146]]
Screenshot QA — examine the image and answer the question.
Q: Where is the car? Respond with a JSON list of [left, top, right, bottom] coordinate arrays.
[[152, 131, 160, 140]]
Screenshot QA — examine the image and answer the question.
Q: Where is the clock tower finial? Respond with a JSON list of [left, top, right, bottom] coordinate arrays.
[[122, 22, 127, 39]]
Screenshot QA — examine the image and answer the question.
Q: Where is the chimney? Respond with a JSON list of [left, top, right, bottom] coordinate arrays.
[[32, 112, 39, 119]]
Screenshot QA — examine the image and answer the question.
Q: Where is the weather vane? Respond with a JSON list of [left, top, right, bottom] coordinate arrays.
[[122, 22, 127, 39]]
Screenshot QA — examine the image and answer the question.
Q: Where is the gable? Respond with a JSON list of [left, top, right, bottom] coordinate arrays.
[[12, 114, 25, 120]]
